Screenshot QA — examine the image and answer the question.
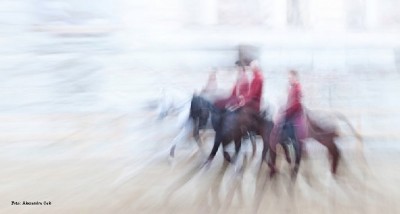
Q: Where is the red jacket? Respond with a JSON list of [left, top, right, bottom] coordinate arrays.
[[285, 81, 303, 119], [244, 68, 263, 111], [214, 73, 249, 109], [231, 73, 249, 98]]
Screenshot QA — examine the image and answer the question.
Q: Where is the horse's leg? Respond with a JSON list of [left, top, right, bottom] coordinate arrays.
[[268, 145, 278, 177], [233, 138, 242, 163], [205, 133, 222, 166], [193, 118, 201, 143], [329, 140, 340, 175], [282, 142, 292, 164], [261, 141, 269, 164], [222, 141, 232, 163], [260, 129, 270, 163], [169, 128, 185, 158], [292, 139, 303, 180], [169, 120, 192, 157], [223, 152, 231, 163], [194, 131, 204, 153], [249, 132, 257, 159], [284, 121, 302, 180], [263, 127, 277, 177], [156, 101, 167, 120], [317, 136, 340, 174]]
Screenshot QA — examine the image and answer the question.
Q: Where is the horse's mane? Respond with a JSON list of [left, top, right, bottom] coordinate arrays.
[[192, 95, 220, 114]]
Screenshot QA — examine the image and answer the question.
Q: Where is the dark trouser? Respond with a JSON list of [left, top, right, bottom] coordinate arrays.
[[283, 119, 296, 143], [283, 115, 303, 178]]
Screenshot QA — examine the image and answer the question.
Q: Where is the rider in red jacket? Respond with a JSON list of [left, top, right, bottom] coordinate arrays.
[[285, 70, 303, 120], [230, 67, 249, 100], [269, 70, 306, 175], [241, 61, 263, 112], [215, 61, 249, 109]]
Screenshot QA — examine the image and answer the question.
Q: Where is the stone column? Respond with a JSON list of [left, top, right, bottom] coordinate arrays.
[[274, 0, 288, 29], [345, 0, 367, 30], [258, 0, 287, 29], [287, 0, 302, 27], [201, 0, 218, 25], [365, 0, 378, 30], [184, 0, 218, 26]]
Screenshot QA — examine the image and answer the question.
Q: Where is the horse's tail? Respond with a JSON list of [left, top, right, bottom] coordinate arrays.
[[334, 112, 365, 160], [334, 112, 363, 142]]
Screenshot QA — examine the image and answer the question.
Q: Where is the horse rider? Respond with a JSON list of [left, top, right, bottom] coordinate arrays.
[[283, 70, 306, 143], [267, 69, 306, 174], [214, 61, 249, 110], [200, 69, 219, 102], [240, 60, 264, 113], [201, 69, 217, 94]]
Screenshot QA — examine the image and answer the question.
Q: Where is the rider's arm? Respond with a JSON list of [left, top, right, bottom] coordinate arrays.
[[231, 85, 238, 97]]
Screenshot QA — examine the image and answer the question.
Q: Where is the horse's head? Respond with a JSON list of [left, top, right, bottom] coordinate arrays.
[[156, 87, 189, 120], [190, 94, 204, 118], [189, 95, 209, 141]]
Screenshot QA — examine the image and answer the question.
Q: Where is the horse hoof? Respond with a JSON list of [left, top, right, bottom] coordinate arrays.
[[200, 160, 211, 170], [331, 165, 338, 175], [291, 171, 298, 181], [291, 165, 299, 179], [269, 170, 276, 178], [235, 165, 244, 174], [231, 156, 239, 164], [268, 166, 278, 178], [169, 146, 176, 158]]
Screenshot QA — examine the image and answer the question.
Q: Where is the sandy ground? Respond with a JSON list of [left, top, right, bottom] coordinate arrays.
[[1, 122, 399, 214]]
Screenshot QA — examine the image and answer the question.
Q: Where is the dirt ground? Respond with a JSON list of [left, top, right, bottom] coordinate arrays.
[[1, 111, 399, 214]]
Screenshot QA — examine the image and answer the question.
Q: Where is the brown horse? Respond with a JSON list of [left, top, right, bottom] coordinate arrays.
[[268, 108, 363, 179]]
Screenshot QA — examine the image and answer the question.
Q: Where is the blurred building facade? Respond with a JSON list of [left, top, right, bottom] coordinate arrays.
[[20, 0, 400, 31], [0, 0, 399, 71], [111, 0, 400, 30]]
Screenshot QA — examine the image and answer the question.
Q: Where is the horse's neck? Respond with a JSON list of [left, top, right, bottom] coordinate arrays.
[[200, 98, 221, 120], [206, 102, 222, 116]]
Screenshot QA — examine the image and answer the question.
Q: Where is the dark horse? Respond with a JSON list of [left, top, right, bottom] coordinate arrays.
[[189, 95, 295, 170], [189, 94, 257, 159]]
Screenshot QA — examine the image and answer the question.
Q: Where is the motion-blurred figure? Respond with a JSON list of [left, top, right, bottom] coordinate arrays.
[[268, 70, 364, 178], [155, 87, 191, 120], [200, 69, 219, 102], [284, 70, 306, 142], [241, 60, 264, 113], [201, 69, 217, 94], [169, 69, 220, 158], [214, 61, 249, 110], [268, 69, 307, 177]]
